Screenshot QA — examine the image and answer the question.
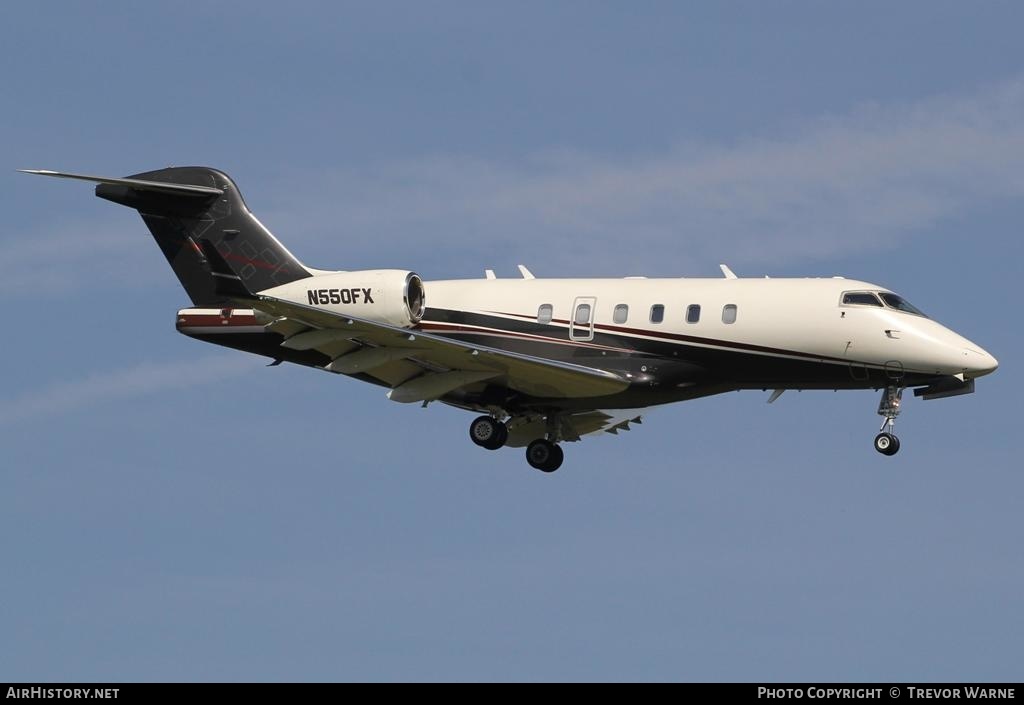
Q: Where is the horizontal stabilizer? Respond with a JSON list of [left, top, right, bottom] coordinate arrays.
[[18, 169, 224, 197]]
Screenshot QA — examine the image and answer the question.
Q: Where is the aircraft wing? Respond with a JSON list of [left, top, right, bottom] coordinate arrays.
[[253, 295, 630, 402]]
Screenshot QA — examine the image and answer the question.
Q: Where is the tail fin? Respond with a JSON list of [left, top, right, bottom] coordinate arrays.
[[21, 167, 310, 305]]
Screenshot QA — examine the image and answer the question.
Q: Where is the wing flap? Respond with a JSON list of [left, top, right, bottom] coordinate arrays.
[[388, 371, 500, 403], [327, 346, 428, 374]]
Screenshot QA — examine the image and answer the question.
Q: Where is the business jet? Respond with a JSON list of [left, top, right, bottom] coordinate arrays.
[[22, 167, 998, 472]]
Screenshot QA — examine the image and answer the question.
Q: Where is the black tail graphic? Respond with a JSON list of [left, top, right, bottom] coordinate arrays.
[[97, 166, 310, 304], [22, 167, 310, 305]]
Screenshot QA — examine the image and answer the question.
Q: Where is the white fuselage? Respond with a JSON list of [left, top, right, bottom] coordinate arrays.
[[262, 273, 998, 389], [417, 276, 997, 382]]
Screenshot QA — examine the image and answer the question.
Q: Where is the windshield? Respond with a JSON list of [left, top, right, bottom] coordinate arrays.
[[842, 292, 883, 307], [879, 293, 927, 318]]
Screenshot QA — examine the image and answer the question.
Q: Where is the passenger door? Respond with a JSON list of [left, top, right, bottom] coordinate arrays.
[[570, 296, 597, 342]]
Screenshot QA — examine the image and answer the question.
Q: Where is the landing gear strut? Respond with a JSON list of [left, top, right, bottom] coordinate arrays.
[[469, 415, 508, 450], [874, 385, 903, 456]]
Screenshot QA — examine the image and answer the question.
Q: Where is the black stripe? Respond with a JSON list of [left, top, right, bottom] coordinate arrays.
[[422, 308, 940, 390], [482, 309, 862, 366]]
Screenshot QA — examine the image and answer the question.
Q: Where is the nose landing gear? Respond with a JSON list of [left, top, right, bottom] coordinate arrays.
[[874, 385, 903, 456]]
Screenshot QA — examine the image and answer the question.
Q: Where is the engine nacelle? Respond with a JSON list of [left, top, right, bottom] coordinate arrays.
[[262, 269, 425, 327]]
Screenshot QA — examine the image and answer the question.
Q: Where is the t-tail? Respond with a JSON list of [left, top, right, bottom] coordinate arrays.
[[19, 167, 310, 305]]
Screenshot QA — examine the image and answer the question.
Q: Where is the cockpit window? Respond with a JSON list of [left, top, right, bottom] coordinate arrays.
[[841, 292, 883, 307], [879, 293, 927, 318]]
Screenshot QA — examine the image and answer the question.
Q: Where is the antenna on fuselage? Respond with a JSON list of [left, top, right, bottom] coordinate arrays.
[[767, 389, 785, 404]]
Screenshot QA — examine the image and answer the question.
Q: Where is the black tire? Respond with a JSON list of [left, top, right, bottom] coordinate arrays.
[[544, 444, 564, 472], [888, 435, 901, 455], [874, 432, 899, 456], [494, 422, 509, 448], [526, 439, 563, 472], [469, 416, 507, 450]]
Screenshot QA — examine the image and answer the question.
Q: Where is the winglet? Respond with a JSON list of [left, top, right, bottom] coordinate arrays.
[[484, 269, 497, 280], [720, 264, 738, 279], [517, 264, 536, 280]]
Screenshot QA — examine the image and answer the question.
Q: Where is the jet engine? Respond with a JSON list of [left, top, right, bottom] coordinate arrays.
[[264, 269, 425, 327]]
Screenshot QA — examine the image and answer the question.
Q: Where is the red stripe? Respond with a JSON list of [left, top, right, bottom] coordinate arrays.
[[221, 250, 281, 272], [482, 309, 853, 364]]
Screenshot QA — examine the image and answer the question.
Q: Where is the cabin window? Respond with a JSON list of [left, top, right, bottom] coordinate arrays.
[[722, 304, 737, 324], [649, 304, 664, 323], [537, 304, 553, 324], [841, 292, 883, 307], [574, 303, 592, 325], [686, 304, 701, 323], [613, 304, 629, 324]]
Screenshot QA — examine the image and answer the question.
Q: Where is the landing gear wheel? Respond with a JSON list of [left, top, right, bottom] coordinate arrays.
[[526, 439, 563, 472], [493, 423, 509, 449], [469, 416, 508, 450], [874, 432, 900, 456], [546, 444, 564, 472]]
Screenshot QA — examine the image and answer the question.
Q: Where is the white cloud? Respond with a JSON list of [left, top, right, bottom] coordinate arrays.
[[0, 355, 262, 426], [11, 78, 1024, 287], [0, 217, 168, 295], [266, 77, 1024, 275]]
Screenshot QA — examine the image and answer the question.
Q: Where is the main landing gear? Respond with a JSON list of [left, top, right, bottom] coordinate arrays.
[[469, 415, 508, 450], [526, 439, 563, 473], [468, 415, 565, 472], [873, 385, 904, 456]]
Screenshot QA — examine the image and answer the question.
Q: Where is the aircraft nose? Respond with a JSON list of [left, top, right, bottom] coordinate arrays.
[[964, 347, 998, 378]]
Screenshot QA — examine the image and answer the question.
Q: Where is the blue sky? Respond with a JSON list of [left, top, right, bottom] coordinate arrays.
[[2, 1, 1022, 681]]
